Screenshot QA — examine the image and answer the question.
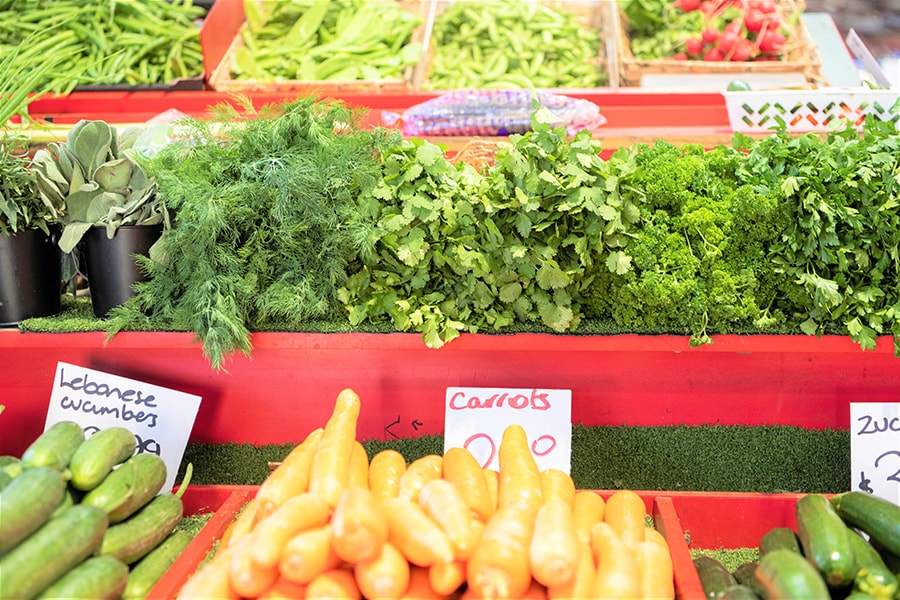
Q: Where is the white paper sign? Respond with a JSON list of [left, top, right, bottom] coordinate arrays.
[[444, 387, 572, 473], [45, 362, 202, 491], [850, 402, 900, 505]]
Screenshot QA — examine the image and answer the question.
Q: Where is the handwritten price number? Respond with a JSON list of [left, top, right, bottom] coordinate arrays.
[[855, 414, 900, 494], [463, 431, 558, 469], [83, 425, 161, 456]]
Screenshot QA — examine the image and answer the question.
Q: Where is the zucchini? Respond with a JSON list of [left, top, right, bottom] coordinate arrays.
[[831, 492, 900, 557], [759, 526, 802, 556], [694, 555, 737, 599], [0, 503, 108, 600], [123, 529, 193, 599], [19, 420, 85, 471], [755, 548, 830, 599], [847, 528, 899, 600], [36, 555, 129, 600], [733, 562, 766, 598], [99, 493, 183, 564], [718, 584, 761, 600], [82, 452, 167, 523], [0, 466, 66, 553], [69, 426, 137, 491], [796, 493, 857, 587]]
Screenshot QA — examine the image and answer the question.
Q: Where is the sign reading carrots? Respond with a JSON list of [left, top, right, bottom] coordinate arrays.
[[443, 387, 572, 474]]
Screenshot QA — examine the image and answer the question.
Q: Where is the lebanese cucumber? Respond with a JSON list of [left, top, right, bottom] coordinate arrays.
[[0, 466, 66, 553], [35, 555, 129, 600], [846, 528, 899, 600], [19, 420, 84, 471], [755, 548, 830, 599], [831, 491, 900, 557], [99, 492, 183, 565], [123, 529, 193, 599], [796, 493, 857, 587], [694, 555, 737, 599], [82, 452, 167, 523], [69, 426, 137, 491]]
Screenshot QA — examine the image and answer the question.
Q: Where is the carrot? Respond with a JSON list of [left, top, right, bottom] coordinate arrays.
[[258, 575, 307, 599], [483, 468, 500, 512], [547, 541, 595, 600], [590, 521, 641, 599], [418, 478, 479, 560], [254, 428, 324, 523], [428, 560, 467, 597], [304, 567, 361, 600], [529, 495, 580, 588], [604, 490, 648, 548], [308, 388, 361, 508], [278, 524, 342, 585], [353, 540, 411, 600], [397, 454, 442, 503], [176, 539, 239, 599], [229, 533, 280, 598], [249, 492, 331, 570], [540, 469, 576, 509], [382, 495, 455, 567], [368, 449, 407, 502], [331, 486, 389, 563], [442, 446, 494, 521], [497, 424, 542, 513], [572, 491, 606, 546], [466, 502, 536, 599], [643, 527, 669, 549], [522, 578, 550, 599], [404, 566, 444, 600], [220, 498, 258, 549], [348, 440, 370, 489], [634, 539, 675, 600]]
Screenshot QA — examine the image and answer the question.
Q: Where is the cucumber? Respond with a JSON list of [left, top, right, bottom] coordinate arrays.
[[831, 491, 900, 557], [718, 584, 761, 599], [796, 493, 857, 587], [99, 493, 184, 565], [0, 466, 66, 553], [36, 555, 129, 600], [846, 528, 899, 600], [69, 426, 137, 491], [759, 526, 802, 556], [82, 452, 167, 523], [123, 529, 193, 599], [0, 503, 108, 600], [19, 420, 85, 471], [755, 548, 830, 599], [694, 555, 737, 599], [1, 457, 21, 480], [0, 469, 11, 491]]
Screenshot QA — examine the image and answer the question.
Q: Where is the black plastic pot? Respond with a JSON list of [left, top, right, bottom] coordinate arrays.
[[0, 229, 62, 326], [82, 224, 163, 319]]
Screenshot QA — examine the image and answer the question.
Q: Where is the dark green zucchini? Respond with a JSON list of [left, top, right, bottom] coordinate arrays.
[[759, 527, 802, 556], [695, 555, 737, 599], [755, 548, 830, 599], [831, 492, 900, 558], [846, 528, 898, 600], [718, 584, 761, 600], [796, 493, 857, 587]]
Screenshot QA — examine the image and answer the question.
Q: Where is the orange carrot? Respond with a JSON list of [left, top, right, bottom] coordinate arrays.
[[257, 575, 307, 599], [404, 566, 444, 600], [304, 567, 361, 600], [604, 490, 648, 548], [278, 524, 342, 585], [397, 454, 442, 503], [497, 424, 543, 513], [466, 502, 537, 599], [643, 527, 669, 549], [442, 446, 494, 521], [547, 541, 596, 600], [308, 388, 361, 508], [254, 428, 324, 523], [331, 486, 388, 563], [428, 560, 467, 597], [249, 492, 331, 570], [572, 491, 606, 546], [353, 540, 411, 600], [590, 521, 641, 599], [229, 533, 280, 598], [220, 498, 258, 549], [483, 468, 500, 512], [540, 469, 576, 509], [176, 540, 239, 599], [529, 495, 580, 588], [635, 539, 675, 600], [521, 578, 549, 599], [382, 495, 455, 567], [418, 478, 479, 560], [348, 440, 370, 490], [368, 449, 407, 502]]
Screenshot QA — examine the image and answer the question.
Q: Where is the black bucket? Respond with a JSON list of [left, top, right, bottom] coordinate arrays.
[[0, 229, 62, 326], [82, 224, 163, 319]]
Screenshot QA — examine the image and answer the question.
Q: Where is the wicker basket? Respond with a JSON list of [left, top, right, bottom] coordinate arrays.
[[616, 0, 824, 87]]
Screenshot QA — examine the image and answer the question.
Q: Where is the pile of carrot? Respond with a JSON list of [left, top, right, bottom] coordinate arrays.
[[176, 388, 675, 599]]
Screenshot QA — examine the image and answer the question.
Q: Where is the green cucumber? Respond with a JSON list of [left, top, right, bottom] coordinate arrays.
[[123, 529, 193, 599], [718, 584, 761, 600], [831, 492, 900, 557], [82, 452, 167, 523], [19, 420, 85, 471], [0, 469, 12, 491], [0, 466, 66, 553], [1, 457, 22, 480], [694, 555, 737, 599], [99, 493, 183, 564], [0, 503, 108, 600], [796, 493, 857, 587], [759, 526, 802, 556], [36, 555, 129, 600], [69, 426, 137, 491], [755, 548, 830, 599], [847, 528, 899, 600]]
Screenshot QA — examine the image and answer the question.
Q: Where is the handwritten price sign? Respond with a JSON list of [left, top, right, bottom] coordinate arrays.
[[443, 387, 572, 474], [850, 402, 900, 505]]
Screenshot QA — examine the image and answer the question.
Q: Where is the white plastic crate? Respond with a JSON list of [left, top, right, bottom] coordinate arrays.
[[723, 88, 900, 133]]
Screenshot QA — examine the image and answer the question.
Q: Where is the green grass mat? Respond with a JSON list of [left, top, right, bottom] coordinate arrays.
[[177, 425, 849, 494]]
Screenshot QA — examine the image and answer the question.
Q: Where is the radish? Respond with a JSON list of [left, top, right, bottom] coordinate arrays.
[[702, 26, 720, 44], [704, 47, 725, 61], [673, 52, 689, 60], [755, 0, 776, 13], [685, 37, 705, 56], [743, 9, 765, 33], [729, 38, 757, 61], [672, 0, 702, 11], [757, 29, 786, 53], [717, 29, 741, 55]]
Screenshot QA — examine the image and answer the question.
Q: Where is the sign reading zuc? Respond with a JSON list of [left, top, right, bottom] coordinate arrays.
[[850, 401, 900, 505]]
